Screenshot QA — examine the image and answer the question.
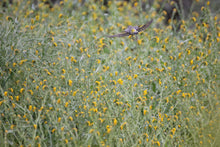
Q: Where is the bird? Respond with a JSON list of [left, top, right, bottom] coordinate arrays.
[[108, 19, 153, 38]]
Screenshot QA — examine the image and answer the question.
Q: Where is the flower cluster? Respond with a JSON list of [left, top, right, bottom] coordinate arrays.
[[0, 0, 219, 146]]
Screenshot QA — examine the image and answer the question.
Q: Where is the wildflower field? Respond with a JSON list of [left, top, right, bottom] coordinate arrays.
[[0, 0, 219, 146]]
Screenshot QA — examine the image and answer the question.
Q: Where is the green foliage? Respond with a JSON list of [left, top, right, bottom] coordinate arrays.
[[0, 0, 219, 146]]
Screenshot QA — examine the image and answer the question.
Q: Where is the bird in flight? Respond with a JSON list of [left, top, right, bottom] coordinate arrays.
[[108, 19, 153, 38]]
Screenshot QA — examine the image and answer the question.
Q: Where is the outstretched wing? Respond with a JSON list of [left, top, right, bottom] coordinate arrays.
[[137, 19, 153, 32], [108, 32, 130, 38]]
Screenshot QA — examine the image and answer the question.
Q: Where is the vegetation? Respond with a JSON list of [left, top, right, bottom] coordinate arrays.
[[0, 0, 219, 146]]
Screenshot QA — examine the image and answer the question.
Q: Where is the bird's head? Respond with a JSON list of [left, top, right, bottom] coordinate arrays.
[[131, 28, 138, 34]]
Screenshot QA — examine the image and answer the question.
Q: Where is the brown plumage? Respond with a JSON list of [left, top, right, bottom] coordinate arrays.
[[108, 19, 153, 38]]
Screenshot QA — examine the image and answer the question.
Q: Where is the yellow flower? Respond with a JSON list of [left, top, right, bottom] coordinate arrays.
[[29, 105, 32, 111], [53, 42, 57, 47], [128, 76, 132, 81], [176, 90, 181, 95], [19, 59, 27, 65], [190, 59, 193, 65], [143, 110, 147, 115], [134, 2, 138, 7], [120, 122, 127, 130], [134, 74, 138, 79], [117, 79, 123, 85], [58, 117, 61, 123], [59, 13, 63, 18], [35, 136, 39, 140], [159, 79, 162, 85], [156, 36, 160, 43], [113, 118, 117, 126], [178, 52, 182, 59], [4, 91, 8, 96], [106, 125, 112, 133], [69, 116, 73, 121], [52, 128, 56, 133], [151, 57, 154, 61], [12, 62, 17, 67], [65, 139, 68, 144], [68, 80, 72, 86], [120, 41, 124, 46], [89, 129, 94, 133], [73, 90, 77, 96], [12, 103, 15, 108], [0, 100, 5, 106], [33, 124, 37, 129], [207, 1, 210, 5], [201, 6, 205, 11], [28, 90, 33, 95], [65, 102, 69, 107], [192, 17, 196, 22], [42, 85, 47, 90], [6, 16, 11, 21], [143, 89, 147, 95], [115, 71, 118, 76], [137, 39, 142, 45], [62, 69, 66, 74], [35, 15, 40, 21], [187, 49, 191, 55], [20, 88, 24, 94], [57, 99, 61, 104], [92, 12, 97, 20], [156, 141, 160, 146], [31, 18, 35, 24]]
